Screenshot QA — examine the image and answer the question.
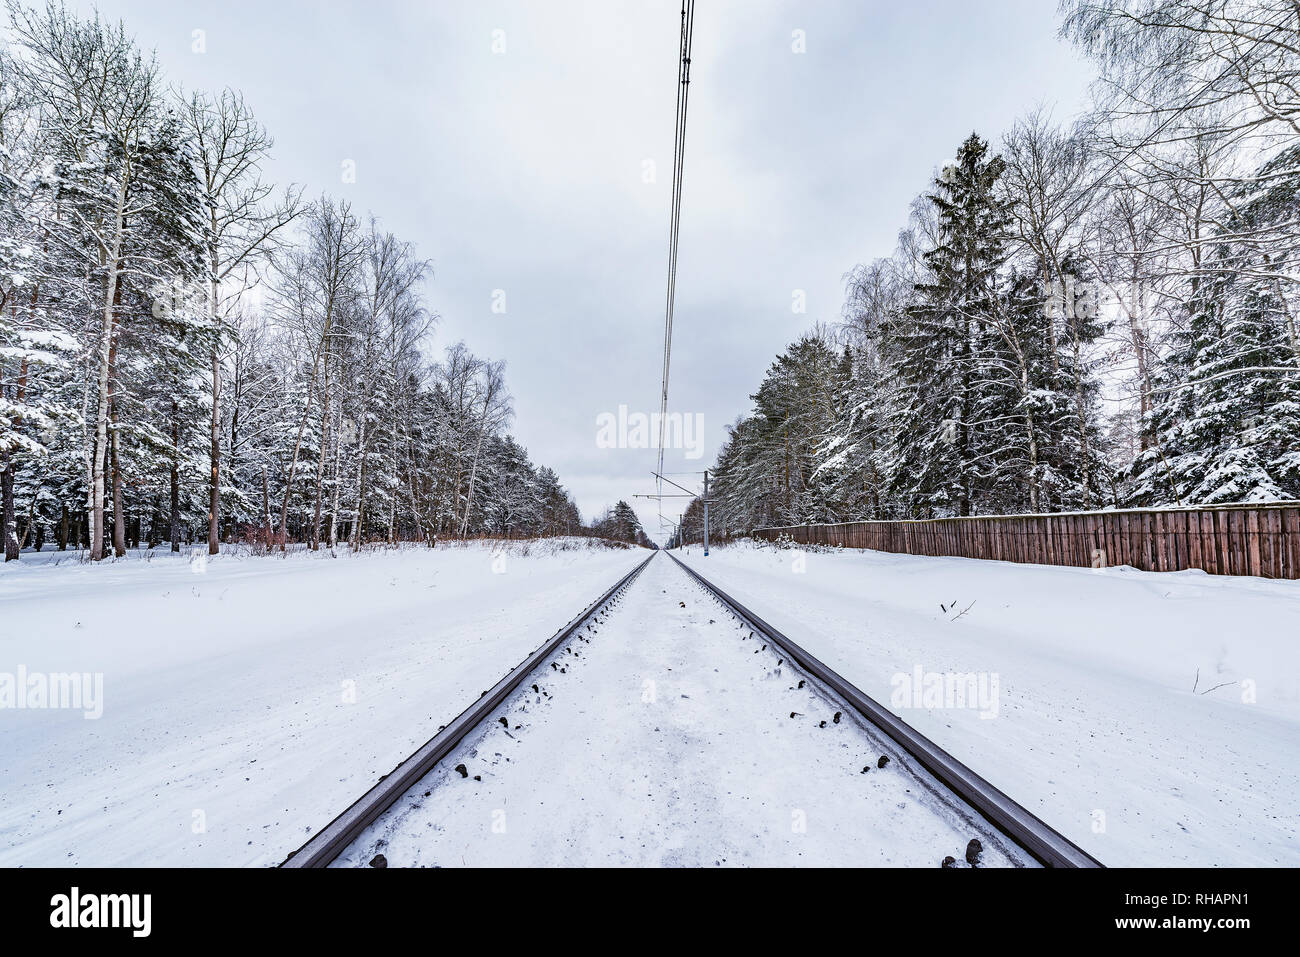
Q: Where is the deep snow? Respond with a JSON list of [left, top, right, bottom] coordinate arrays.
[[335, 554, 1031, 868], [675, 540, 1300, 867], [0, 539, 644, 866]]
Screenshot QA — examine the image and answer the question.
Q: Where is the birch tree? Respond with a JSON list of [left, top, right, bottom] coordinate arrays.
[[180, 88, 301, 555]]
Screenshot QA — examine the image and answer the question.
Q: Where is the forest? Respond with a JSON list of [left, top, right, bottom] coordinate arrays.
[[0, 2, 656, 561], [681, 1, 1300, 543]]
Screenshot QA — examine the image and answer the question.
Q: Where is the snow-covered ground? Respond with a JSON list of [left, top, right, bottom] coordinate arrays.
[[0, 538, 644, 866], [336, 554, 1031, 868], [4, 534, 1292, 868], [675, 540, 1300, 867]]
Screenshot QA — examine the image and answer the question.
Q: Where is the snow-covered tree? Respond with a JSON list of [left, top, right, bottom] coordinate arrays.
[[1129, 267, 1300, 503]]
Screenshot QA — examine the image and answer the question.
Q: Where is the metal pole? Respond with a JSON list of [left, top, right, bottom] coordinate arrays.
[[703, 469, 709, 556]]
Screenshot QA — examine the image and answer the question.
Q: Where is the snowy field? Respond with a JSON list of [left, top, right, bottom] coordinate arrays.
[[336, 554, 1030, 868], [0, 539, 644, 867], [3, 535, 1294, 869], [676, 540, 1300, 867]]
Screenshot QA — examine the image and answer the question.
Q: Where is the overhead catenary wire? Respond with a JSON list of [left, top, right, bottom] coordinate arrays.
[[656, 0, 696, 529]]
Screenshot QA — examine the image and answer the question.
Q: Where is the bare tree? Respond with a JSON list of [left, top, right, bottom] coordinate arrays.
[[457, 357, 511, 538], [1001, 109, 1102, 500], [1063, 0, 1300, 346], [181, 88, 301, 555], [347, 220, 430, 549], [272, 198, 363, 551]]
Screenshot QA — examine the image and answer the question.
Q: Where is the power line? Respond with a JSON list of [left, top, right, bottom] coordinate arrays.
[[656, 0, 695, 528]]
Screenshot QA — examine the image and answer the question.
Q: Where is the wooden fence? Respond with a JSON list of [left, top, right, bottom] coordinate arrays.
[[752, 503, 1300, 579]]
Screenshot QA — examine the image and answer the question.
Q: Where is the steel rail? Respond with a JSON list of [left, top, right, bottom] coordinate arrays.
[[665, 550, 1103, 868], [281, 550, 657, 868]]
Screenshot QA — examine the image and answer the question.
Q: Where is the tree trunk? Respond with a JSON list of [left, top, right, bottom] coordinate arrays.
[[109, 295, 126, 559], [170, 402, 182, 553], [146, 496, 159, 548], [387, 409, 400, 545], [261, 467, 271, 548], [207, 236, 222, 556], [1128, 266, 1154, 451], [3, 353, 29, 562], [91, 179, 129, 562], [310, 388, 330, 550], [353, 418, 368, 550], [327, 414, 342, 548], [208, 344, 221, 555], [1042, 256, 1060, 374], [277, 353, 323, 551], [1071, 334, 1093, 507], [111, 408, 125, 557], [1, 453, 16, 561], [458, 426, 490, 539]]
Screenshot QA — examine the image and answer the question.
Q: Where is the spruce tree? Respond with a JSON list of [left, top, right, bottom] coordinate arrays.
[[1129, 265, 1300, 503], [891, 133, 1010, 516]]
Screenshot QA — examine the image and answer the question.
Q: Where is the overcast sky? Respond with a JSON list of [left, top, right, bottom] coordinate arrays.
[[63, 0, 1096, 542]]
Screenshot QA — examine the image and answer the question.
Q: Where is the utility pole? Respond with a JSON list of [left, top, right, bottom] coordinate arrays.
[[703, 468, 709, 556], [634, 469, 712, 553]]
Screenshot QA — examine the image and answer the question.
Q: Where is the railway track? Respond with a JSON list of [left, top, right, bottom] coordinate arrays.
[[281, 551, 655, 868], [666, 549, 1103, 868], [284, 548, 1101, 868]]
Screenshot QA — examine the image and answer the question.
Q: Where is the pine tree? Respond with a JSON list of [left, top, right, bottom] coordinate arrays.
[[1129, 266, 1300, 503], [814, 338, 892, 519], [978, 260, 1108, 512], [599, 500, 645, 545], [1, 47, 78, 559], [890, 133, 1010, 516]]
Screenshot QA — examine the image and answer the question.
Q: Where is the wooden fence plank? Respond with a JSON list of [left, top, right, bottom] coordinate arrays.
[[1188, 510, 1202, 572], [1229, 510, 1244, 576], [1248, 510, 1263, 578], [1205, 511, 1219, 574], [1285, 508, 1300, 578]]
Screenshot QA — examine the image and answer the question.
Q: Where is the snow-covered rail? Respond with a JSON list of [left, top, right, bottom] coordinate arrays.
[[665, 550, 1104, 868], [282, 548, 1098, 868], [280, 551, 655, 868]]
